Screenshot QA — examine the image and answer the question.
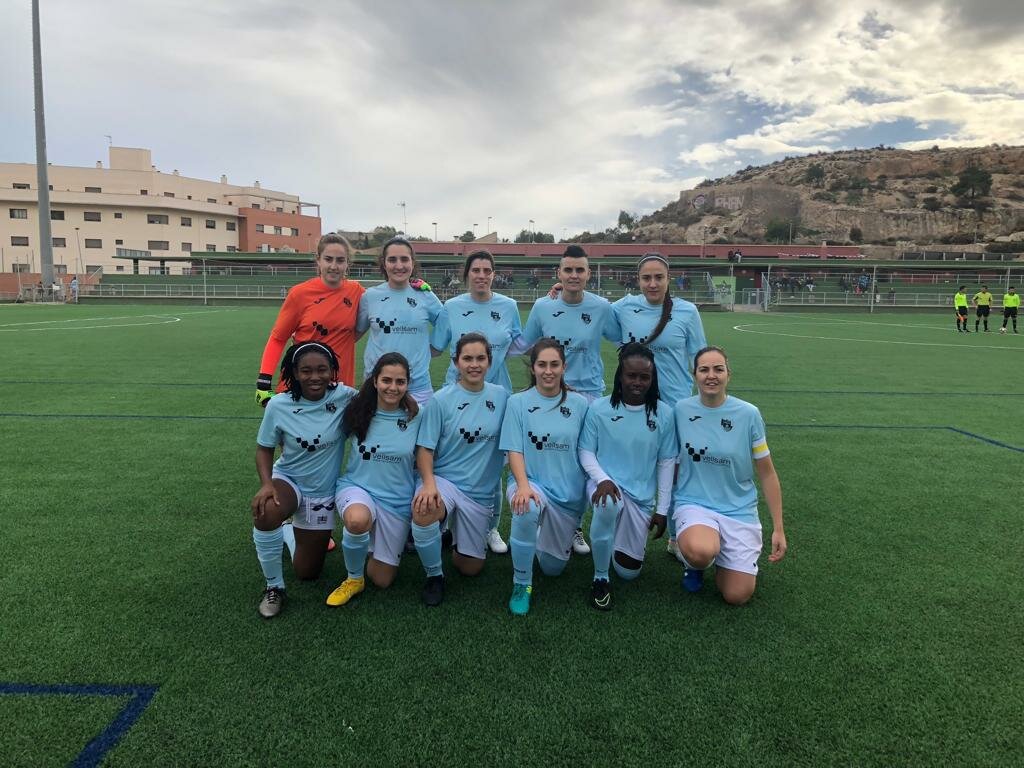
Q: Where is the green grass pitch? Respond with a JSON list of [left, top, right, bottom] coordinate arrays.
[[0, 304, 1021, 767]]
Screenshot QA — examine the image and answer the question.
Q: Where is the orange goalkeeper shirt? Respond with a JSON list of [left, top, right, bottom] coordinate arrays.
[[259, 277, 365, 387]]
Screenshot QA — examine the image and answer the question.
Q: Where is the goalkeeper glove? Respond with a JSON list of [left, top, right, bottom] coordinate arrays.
[[409, 277, 432, 292], [256, 373, 274, 408]]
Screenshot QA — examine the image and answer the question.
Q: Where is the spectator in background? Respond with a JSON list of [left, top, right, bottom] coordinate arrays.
[[69, 276, 79, 303]]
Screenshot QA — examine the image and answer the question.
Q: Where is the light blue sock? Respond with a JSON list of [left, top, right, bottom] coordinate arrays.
[[281, 522, 296, 558], [412, 521, 444, 577], [342, 529, 370, 579], [509, 500, 540, 586], [589, 498, 619, 581], [612, 559, 642, 581], [537, 551, 568, 577], [490, 484, 503, 531], [253, 527, 285, 589]]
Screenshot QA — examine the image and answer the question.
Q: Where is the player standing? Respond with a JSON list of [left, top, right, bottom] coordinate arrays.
[[954, 285, 970, 333], [973, 285, 994, 332], [578, 344, 676, 610], [1001, 286, 1019, 333]]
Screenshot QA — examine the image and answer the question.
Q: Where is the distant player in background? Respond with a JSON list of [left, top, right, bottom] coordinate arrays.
[[499, 339, 589, 616], [972, 285, 993, 332], [357, 237, 442, 405], [954, 285, 970, 333], [673, 346, 786, 605], [251, 343, 356, 619], [579, 344, 676, 611], [326, 353, 429, 607], [412, 334, 511, 604], [1001, 286, 1019, 333]]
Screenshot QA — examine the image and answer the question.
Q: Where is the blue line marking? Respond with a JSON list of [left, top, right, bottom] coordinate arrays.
[[769, 423, 1024, 453], [946, 428, 1024, 454], [0, 682, 158, 768]]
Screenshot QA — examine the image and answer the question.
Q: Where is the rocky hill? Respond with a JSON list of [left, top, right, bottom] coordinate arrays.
[[636, 145, 1024, 250]]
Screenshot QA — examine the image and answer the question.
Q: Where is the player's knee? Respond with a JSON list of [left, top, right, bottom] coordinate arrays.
[[294, 562, 324, 581], [612, 552, 642, 581], [343, 507, 372, 534], [453, 553, 484, 577], [537, 552, 567, 577], [680, 539, 718, 569], [720, 583, 755, 606]]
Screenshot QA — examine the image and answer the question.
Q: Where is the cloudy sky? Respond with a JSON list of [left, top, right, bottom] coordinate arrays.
[[2, 1, 1022, 240]]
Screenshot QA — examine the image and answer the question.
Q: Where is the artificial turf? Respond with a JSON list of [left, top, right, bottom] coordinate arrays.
[[0, 304, 1021, 767]]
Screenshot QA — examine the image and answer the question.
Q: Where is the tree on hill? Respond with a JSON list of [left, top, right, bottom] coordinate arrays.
[[458, 230, 476, 243], [514, 229, 555, 243], [617, 210, 638, 231], [950, 166, 992, 199], [765, 218, 796, 243], [804, 163, 825, 186]]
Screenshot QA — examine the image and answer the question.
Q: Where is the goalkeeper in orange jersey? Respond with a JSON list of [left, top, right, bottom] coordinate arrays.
[[255, 234, 365, 404]]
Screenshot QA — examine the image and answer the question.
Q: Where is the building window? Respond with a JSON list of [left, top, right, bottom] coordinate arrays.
[[163, 192, 175, 198], [251, 203, 261, 209], [114, 212, 123, 219], [226, 245, 238, 252], [206, 244, 216, 251], [54, 264, 68, 275], [85, 186, 101, 193], [52, 237, 66, 247], [84, 239, 102, 248], [207, 197, 217, 203], [13, 263, 31, 272], [255, 224, 265, 233], [181, 242, 192, 252], [276, 207, 283, 213], [147, 214, 169, 225], [290, 227, 299, 236], [84, 211, 102, 222], [140, 189, 148, 195], [181, 216, 192, 227], [51, 209, 65, 220], [116, 265, 125, 272], [226, 221, 236, 231], [115, 239, 123, 245], [13, 183, 30, 190], [9, 208, 28, 219], [148, 240, 170, 251], [274, 226, 283, 235], [85, 264, 103, 273], [11, 236, 29, 246], [205, 219, 215, 229]]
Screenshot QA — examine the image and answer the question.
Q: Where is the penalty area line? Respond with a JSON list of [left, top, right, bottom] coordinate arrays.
[[769, 423, 1024, 453]]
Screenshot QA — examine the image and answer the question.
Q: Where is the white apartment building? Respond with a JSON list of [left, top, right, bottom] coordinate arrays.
[[1, 147, 321, 275]]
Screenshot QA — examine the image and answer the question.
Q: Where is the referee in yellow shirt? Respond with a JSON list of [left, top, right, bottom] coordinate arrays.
[[954, 286, 970, 333], [1002, 286, 1020, 333], [972, 285, 994, 332]]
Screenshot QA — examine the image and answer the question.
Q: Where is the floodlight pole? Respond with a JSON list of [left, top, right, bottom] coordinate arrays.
[[32, 0, 54, 287], [202, 257, 208, 306]]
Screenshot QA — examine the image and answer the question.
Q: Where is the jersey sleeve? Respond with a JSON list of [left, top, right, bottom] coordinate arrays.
[[522, 301, 543, 345], [657, 407, 678, 461], [750, 407, 769, 459], [425, 291, 443, 324], [356, 292, 370, 333], [416, 397, 443, 451], [499, 397, 525, 454], [684, 302, 708, 359], [601, 300, 621, 343], [256, 402, 282, 448], [259, 290, 305, 375], [430, 306, 452, 353], [579, 406, 600, 454], [507, 303, 527, 354]]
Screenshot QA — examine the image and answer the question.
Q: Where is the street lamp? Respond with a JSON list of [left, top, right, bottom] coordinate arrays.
[[397, 201, 407, 234], [529, 219, 535, 243], [74, 227, 83, 274], [473, 223, 478, 238], [432, 222, 438, 242], [486, 216, 492, 234]]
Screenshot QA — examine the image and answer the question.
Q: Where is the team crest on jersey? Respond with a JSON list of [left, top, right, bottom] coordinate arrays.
[[295, 434, 322, 453], [343, 297, 352, 307], [407, 297, 418, 307], [490, 311, 501, 321], [485, 400, 495, 411], [647, 418, 657, 431], [358, 443, 379, 460], [457, 402, 469, 411], [581, 313, 592, 325], [528, 431, 550, 450], [459, 426, 483, 444], [720, 419, 733, 432], [559, 406, 572, 418], [397, 418, 408, 431], [326, 403, 337, 413]]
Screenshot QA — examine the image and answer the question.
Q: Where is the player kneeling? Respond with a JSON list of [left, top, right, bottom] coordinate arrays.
[[410, 334, 510, 605], [579, 343, 676, 610]]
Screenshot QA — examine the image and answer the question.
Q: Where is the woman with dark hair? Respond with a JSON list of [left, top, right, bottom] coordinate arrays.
[[251, 342, 357, 619], [430, 249, 529, 553], [578, 343, 677, 611], [498, 339, 589, 616], [672, 346, 787, 604], [325, 353, 429, 606], [255, 233, 364, 402], [410, 334, 510, 604], [357, 237, 443, 405]]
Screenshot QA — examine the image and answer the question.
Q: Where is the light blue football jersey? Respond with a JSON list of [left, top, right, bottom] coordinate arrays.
[[356, 282, 443, 393], [579, 397, 677, 511], [416, 382, 510, 504], [338, 408, 420, 518], [430, 292, 524, 392], [257, 385, 356, 497], [523, 292, 620, 397], [672, 395, 770, 524], [612, 295, 706, 404], [499, 388, 589, 520]]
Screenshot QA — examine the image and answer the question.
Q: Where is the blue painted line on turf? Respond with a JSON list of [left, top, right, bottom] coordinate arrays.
[[769, 423, 1024, 453], [0, 682, 158, 768], [0, 412, 259, 421]]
